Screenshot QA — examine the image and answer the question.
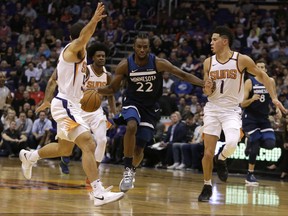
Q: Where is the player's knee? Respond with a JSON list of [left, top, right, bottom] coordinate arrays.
[[203, 149, 214, 160], [262, 139, 275, 150], [126, 120, 138, 134], [76, 132, 95, 153], [95, 136, 107, 148]]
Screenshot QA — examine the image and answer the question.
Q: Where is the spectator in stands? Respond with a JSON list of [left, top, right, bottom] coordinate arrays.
[[16, 111, 33, 137], [0, 72, 13, 118], [17, 25, 33, 48], [2, 108, 17, 130], [31, 111, 52, 149], [18, 90, 36, 113], [2, 120, 27, 157], [20, 2, 37, 21], [29, 82, 44, 106], [159, 88, 178, 116], [162, 71, 174, 93], [0, 21, 11, 42], [24, 62, 42, 83], [161, 111, 187, 168], [260, 26, 280, 60]]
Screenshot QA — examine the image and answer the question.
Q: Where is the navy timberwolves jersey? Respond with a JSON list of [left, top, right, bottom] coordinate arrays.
[[244, 76, 271, 116], [123, 53, 163, 106]]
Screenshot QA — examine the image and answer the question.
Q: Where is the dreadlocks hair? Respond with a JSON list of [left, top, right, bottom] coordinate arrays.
[[87, 43, 110, 59], [213, 26, 234, 47]]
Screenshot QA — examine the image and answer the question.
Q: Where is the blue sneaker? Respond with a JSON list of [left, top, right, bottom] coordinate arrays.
[[59, 157, 70, 174], [245, 172, 259, 186]]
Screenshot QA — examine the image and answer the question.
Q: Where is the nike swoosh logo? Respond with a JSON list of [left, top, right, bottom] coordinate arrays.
[[131, 69, 137, 73], [155, 109, 160, 112], [212, 64, 217, 66], [24, 153, 28, 160], [94, 196, 104, 200]]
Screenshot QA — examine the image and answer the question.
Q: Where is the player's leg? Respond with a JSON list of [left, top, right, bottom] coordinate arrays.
[[198, 112, 221, 202], [93, 120, 108, 165], [245, 130, 261, 185], [74, 129, 124, 206], [113, 106, 140, 192], [19, 138, 74, 180]]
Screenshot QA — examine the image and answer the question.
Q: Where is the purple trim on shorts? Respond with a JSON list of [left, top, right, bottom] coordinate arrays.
[[55, 96, 76, 122]]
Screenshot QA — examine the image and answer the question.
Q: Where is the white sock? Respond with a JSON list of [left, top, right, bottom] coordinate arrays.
[[29, 150, 40, 162], [91, 179, 102, 190], [204, 180, 212, 186]]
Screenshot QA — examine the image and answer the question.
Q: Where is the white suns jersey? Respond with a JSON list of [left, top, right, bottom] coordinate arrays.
[[56, 43, 88, 102], [208, 52, 244, 108], [85, 65, 108, 100]]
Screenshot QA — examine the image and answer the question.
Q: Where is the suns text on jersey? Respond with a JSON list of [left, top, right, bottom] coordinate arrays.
[[209, 69, 237, 80]]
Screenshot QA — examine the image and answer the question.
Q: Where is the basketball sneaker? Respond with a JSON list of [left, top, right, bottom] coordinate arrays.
[[245, 172, 259, 186], [59, 157, 70, 174], [89, 185, 114, 200], [19, 149, 36, 180], [93, 183, 124, 206], [214, 155, 228, 182], [119, 167, 135, 192], [198, 185, 212, 202]]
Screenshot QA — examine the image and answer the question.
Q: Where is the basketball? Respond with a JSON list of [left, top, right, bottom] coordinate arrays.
[[80, 89, 101, 112]]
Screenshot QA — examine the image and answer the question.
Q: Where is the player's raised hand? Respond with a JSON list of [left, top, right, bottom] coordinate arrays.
[[272, 98, 287, 114], [36, 101, 51, 113], [92, 2, 107, 23]]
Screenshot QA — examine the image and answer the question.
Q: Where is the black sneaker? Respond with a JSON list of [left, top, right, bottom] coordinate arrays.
[[214, 156, 228, 182], [198, 185, 212, 202]]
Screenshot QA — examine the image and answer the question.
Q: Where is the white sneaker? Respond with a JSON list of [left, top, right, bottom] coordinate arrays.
[[167, 163, 180, 169], [93, 186, 124, 206], [175, 163, 186, 170], [89, 185, 114, 201], [19, 149, 36, 180]]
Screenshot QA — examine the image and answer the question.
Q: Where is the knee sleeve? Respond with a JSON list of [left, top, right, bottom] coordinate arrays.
[[261, 139, 275, 150], [221, 128, 240, 158], [93, 121, 108, 162], [248, 139, 260, 164]]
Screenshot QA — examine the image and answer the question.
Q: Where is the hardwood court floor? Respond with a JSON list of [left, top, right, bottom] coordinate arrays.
[[0, 157, 287, 216]]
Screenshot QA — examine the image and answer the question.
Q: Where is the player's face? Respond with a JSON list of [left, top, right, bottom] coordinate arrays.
[[210, 33, 226, 54], [134, 38, 150, 59], [93, 51, 106, 67], [256, 62, 267, 73]]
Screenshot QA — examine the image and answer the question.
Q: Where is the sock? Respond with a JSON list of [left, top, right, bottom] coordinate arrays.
[[218, 152, 227, 161], [91, 179, 102, 190], [29, 150, 40, 162], [204, 180, 212, 186], [124, 157, 133, 169]]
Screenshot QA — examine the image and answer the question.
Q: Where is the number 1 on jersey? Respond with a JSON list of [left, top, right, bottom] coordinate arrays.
[[220, 80, 224, 94]]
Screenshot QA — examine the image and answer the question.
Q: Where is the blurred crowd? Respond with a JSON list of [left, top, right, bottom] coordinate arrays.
[[0, 0, 288, 177]]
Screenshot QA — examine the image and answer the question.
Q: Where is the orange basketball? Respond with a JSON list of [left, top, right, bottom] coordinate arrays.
[[80, 89, 101, 112]]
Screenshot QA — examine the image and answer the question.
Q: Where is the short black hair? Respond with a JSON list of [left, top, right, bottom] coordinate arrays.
[[70, 23, 85, 40], [87, 43, 110, 59], [133, 32, 149, 44], [213, 26, 234, 47]]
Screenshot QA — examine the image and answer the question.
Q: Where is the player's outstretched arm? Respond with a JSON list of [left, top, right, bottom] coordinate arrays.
[[65, 3, 107, 62], [97, 59, 127, 96], [241, 54, 287, 114], [36, 69, 58, 113], [156, 57, 204, 87]]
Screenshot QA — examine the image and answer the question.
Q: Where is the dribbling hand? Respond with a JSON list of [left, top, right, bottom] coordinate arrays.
[[36, 101, 51, 113]]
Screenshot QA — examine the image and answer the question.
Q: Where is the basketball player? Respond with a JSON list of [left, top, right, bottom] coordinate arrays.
[[97, 32, 207, 193], [241, 60, 280, 185], [198, 26, 286, 202], [59, 43, 116, 174], [19, 3, 124, 206]]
